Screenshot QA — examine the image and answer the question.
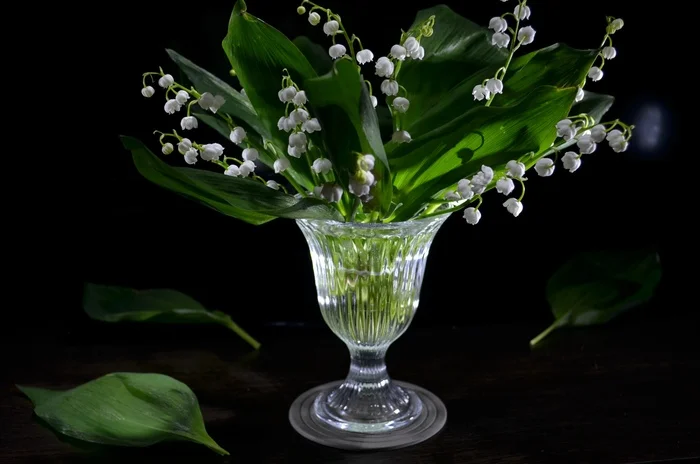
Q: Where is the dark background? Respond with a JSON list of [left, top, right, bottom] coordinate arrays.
[[16, 0, 685, 339]]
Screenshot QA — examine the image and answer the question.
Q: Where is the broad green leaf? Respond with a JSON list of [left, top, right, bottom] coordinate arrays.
[[293, 36, 332, 75], [530, 250, 662, 347], [83, 283, 260, 350], [17, 373, 228, 455], [389, 86, 577, 221], [304, 59, 392, 213], [166, 48, 269, 139], [222, 0, 317, 190], [571, 90, 615, 124], [122, 136, 343, 222]]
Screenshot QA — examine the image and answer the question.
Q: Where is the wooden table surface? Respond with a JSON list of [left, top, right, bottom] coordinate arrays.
[[3, 318, 699, 463]]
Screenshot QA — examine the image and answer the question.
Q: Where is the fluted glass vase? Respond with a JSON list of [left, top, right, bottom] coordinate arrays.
[[289, 216, 449, 449]]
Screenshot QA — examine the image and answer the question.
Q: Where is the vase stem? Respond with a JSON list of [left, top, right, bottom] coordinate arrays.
[[347, 348, 390, 391]]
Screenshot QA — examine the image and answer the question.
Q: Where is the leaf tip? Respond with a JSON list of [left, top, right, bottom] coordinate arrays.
[[233, 0, 248, 15]]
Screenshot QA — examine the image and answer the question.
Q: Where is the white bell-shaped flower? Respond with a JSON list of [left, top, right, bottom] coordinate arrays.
[[503, 198, 523, 217], [492, 32, 510, 48], [534, 158, 555, 176], [496, 177, 515, 195], [381, 79, 399, 96], [184, 148, 198, 165], [445, 191, 461, 202], [472, 85, 491, 101], [198, 92, 214, 109], [608, 18, 624, 34], [293, 91, 307, 106], [302, 118, 322, 133], [392, 130, 411, 144], [576, 86, 585, 102], [200, 143, 224, 161], [357, 49, 374, 65], [176, 90, 190, 105], [471, 166, 494, 194], [370, 95, 378, 108], [161, 143, 174, 155], [141, 86, 155, 98], [239, 160, 256, 177], [457, 179, 474, 200], [177, 138, 192, 155], [518, 26, 536, 45], [308, 12, 321, 26], [242, 148, 259, 162], [489, 17, 508, 33], [158, 74, 174, 88], [390, 45, 407, 61], [266, 180, 281, 190], [164, 99, 182, 114], [485, 78, 504, 95], [590, 124, 607, 143], [404, 37, 420, 54], [329, 44, 347, 60], [180, 116, 198, 130], [312, 158, 333, 175], [323, 20, 340, 36], [210, 95, 226, 113], [287, 144, 305, 158], [410, 46, 425, 60], [562, 152, 582, 173], [360, 154, 375, 171], [392, 97, 410, 113], [609, 136, 628, 153], [463, 207, 481, 225], [289, 132, 308, 148], [230, 126, 247, 144], [225, 165, 240, 177], [349, 178, 371, 197], [506, 160, 526, 179], [514, 4, 531, 20], [317, 183, 343, 203], [278, 86, 297, 103], [602, 46, 617, 60], [274, 158, 290, 173], [556, 119, 576, 141], [577, 134, 597, 154], [290, 108, 310, 124], [278, 116, 296, 132], [375, 57, 395, 77], [588, 67, 604, 82], [606, 129, 623, 142]]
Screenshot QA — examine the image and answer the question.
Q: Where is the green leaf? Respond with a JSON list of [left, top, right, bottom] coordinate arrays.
[[293, 36, 332, 75], [17, 373, 228, 455], [304, 59, 392, 213], [222, 0, 317, 191], [122, 136, 343, 222], [530, 250, 662, 347], [166, 48, 269, 139], [83, 283, 260, 350], [389, 86, 577, 221]]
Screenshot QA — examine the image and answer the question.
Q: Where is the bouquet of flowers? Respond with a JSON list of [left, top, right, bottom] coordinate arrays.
[[124, 0, 633, 225]]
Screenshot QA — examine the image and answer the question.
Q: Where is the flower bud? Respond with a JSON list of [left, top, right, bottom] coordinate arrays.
[[141, 86, 155, 98], [308, 12, 321, 26], [297, 6, 306, 14], [161, 143, 174, 155], [607, 18, 624, 34]]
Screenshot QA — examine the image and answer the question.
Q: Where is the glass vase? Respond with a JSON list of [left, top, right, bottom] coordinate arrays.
[[289, 215, 449, 449]]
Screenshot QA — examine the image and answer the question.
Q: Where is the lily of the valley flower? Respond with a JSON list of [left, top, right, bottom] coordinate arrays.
[[518, 26, 536, 45], [315, 183, 343, 203], [489, 17, 508, 33], [290, 108, 310, 123], [184, 148, 198, 165], [360, 154, 375, 171], [390, 44, 407, 61], [463, 207, 481, 225], [608, 18, 624, 34], [176, 90, 190, 105], [242, 148, 259, 162], [457, 179, 474, 200], [562, 151, 582, 173], [312, 158, 333, 175], [492, 32, 510, 48], [239, 160, 256, 177], [602, 46, 617, 60], [177, 138, 192, 155], [198, 92, 214, 109], [588, 66, 604, 81], [266, 180, 281, 190], [161, 143, 174, 155], [200, 143, 224, 161], [506, 160, 526, 179], [141, 86, 155, 98], [607, 130, 628, 152], [392, 97, 410, 113], [278, 86, 297, 103], [230, 126, 247, 144], [164, 99, 182, 114], [289, 132, 307, 149], [375, 57, 395, 77], [404, 37, 420, 55], [180, 116, 198, 130], [445, 191, 461, 201], [503, 198, 523, 217], [496, 177, 515, 195], [292, 91, 307, 106], [577, 133, 597, 154], [370, 95, 378, 108], [392, 130, 412, 144], [225, 165, 240, 177], [576, 86, 585, 102], [381, 79, 399, 96], [534, 158, 555, 177], [278, 116, 296, 132], [472, 84, 491, 101], [329, 44, 347, 59], [302, 118, 322, 133], [471, 165, 494, 194], [514, 4, 531, 20], [308, 12, 321, 26], [556, 119, 577, 141], [485, 78, 503, 95], [274, 158, 291, 173], [589, 124, 607, 143], [158, 74, 174, 88], [356, 49, 374, 65], [323, 20, 340, 36], [288, 145, 306, 158], [410, 46, 425, 60]]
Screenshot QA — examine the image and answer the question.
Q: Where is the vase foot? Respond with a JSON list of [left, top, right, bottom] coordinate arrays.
[[289, 380, 447, 450]]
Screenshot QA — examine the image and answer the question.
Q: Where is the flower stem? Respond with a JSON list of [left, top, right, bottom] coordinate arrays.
[[486, 1, 524, 107], [529, 320, 561, 347]]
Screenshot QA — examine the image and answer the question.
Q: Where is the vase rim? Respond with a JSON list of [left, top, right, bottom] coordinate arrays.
[[296, 212, 451, 230]]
